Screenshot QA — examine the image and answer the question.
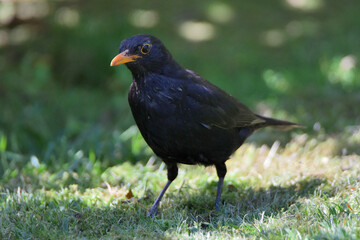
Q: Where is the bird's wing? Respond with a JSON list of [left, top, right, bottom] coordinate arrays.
[[183, 76, 265, 129]]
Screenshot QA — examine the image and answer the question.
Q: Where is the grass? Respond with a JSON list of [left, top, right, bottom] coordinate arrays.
[[1, 0, 360, 239], [1, 130, 359, 239]]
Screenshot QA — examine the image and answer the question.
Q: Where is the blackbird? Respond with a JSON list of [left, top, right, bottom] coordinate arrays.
[[110, 34, 303, 216]]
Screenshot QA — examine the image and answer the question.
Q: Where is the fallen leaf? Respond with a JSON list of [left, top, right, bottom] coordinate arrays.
[[346, 203, 353, 211], [126, 189, 134, 199]]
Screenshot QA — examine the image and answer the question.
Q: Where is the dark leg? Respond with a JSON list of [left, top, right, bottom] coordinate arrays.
[[148, 163, 178, 217], [215, 162, 227, 211]]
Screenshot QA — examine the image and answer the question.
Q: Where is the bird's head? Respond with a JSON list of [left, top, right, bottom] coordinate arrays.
[[110, 34, 174, 75]]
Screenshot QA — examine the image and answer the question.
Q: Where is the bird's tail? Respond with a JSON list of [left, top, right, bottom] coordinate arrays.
[[255, 114, 305, 130]]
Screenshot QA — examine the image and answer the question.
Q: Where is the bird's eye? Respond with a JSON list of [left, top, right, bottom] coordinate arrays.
[[141, 43, 151, 54]]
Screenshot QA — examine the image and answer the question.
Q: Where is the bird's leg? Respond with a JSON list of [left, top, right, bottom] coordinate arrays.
[[148, 180, 171, 217], [215, 163, 227, 211], [148, 163, 178, 217]]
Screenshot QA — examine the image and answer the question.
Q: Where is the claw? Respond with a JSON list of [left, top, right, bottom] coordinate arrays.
[[147, 206, 158, 217]]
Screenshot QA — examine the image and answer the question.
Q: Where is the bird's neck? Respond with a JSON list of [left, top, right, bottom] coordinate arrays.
[[130, 59, 185, 85]]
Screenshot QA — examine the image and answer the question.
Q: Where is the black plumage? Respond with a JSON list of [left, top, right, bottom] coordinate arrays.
[[110, 34, 303, 216]]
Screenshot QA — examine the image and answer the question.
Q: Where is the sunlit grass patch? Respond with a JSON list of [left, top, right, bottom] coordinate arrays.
[[321, 55, 359, 89]]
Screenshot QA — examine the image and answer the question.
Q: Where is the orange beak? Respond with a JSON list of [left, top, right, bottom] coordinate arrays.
[[110, 50, 141, 67]]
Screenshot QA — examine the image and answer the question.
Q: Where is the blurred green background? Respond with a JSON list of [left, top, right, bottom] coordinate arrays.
[[0, 0, 359, 185]]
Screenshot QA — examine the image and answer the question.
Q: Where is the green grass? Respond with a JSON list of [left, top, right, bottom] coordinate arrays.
[[1, 0, 360, 239], [1, 130, 360, 239]]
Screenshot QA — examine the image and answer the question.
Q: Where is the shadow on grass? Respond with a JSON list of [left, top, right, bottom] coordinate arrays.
[[0, 177, 333, 239], [170, 177, 329, 222]]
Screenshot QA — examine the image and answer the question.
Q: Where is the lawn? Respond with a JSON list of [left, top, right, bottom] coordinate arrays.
[[1, 133, 359, 239], [0, 0, 359, 239]]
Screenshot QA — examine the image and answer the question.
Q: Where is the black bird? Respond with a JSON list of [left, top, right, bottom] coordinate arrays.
[[110, 34, 303, 216]]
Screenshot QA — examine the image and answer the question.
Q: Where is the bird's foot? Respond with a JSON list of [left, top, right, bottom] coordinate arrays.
[[215, 202, 221, 211], [147, 206, 158, 217]]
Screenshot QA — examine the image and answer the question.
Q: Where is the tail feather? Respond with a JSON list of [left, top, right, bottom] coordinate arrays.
[[255, 114, 305, 130]]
